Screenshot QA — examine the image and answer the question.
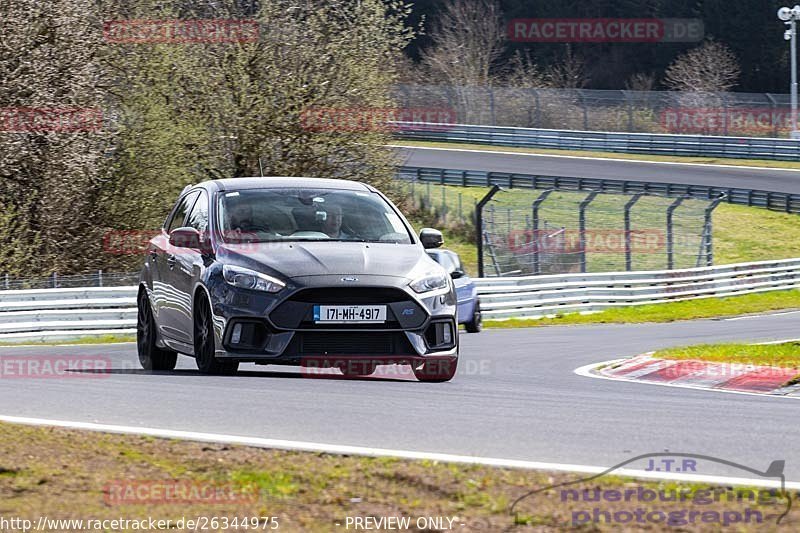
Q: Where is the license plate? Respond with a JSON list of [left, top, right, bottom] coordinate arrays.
[[313, 305, 387, 323]]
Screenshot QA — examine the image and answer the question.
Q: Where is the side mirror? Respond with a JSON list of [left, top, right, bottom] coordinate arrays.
[[450, 269, 465, 279], [169, 227, 202, 250], [419, 228, 444, 249]]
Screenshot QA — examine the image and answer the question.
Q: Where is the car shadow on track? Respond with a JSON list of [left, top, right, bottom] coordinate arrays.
[[66, 368, 415, 383]]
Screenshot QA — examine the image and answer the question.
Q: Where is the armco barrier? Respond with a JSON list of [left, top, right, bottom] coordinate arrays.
[[1, 258, 799, 339], [397, 166, 800, 214], [394, 122, 800, 161], [476, 258, 800, 320], [0, 287, 137, 343]]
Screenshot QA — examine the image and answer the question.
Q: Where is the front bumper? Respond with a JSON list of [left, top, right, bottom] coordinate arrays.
[[206, 274, 458, 364]]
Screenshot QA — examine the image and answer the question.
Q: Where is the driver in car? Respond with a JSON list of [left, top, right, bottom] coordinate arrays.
[[321, 204, 354, 239], [226, 203, 265, 241]]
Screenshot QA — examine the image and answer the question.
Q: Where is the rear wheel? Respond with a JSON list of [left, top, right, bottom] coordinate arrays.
[[413, 357, 458, 382], [464, 300, 482, 333], [194, 295, 239, 375], [137, 290, 177, 371]]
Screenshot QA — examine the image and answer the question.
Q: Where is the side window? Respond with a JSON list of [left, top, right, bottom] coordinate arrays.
[[436, 252, 455, 273], [166, 191, 200, 233], [186, 192, 209, 234], [449, 252, 463, 272]]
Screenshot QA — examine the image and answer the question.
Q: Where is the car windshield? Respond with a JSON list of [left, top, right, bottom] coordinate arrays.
[[217, 187, 413, 244]]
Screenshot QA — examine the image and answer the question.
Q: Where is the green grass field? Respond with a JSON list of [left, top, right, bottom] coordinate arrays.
[[653, 342, 800, 369], [404, 182, 800, 276], [0, 421, 788, 531], [484, 289, 800, 328]]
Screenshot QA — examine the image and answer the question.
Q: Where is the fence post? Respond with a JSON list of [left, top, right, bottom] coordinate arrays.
[[441, 185, 447, 223], [624, 193, 644, 271], [531, 190, 554, 275], [579, 191, 599, 273], [623, 90, 634, 132], [766, 93, 779, 138], [489, 86, 496, 126], [666, 197, 686, 270], [98, 269, 103, 287], [475, 185, 501, 278], [701, 196, 724, 267], [426, 181, 431, 210], [52, 272, 58, 289], [4, 273, 8, 290]]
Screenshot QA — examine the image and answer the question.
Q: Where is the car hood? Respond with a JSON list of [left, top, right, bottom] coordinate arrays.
[[217, 241, 442, 282]]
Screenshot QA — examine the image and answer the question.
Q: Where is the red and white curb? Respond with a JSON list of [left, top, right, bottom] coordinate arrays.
[[578, 354, 800, 398]]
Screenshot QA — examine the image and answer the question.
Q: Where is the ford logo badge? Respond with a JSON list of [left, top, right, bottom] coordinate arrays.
[[341, 277, 359, 282]]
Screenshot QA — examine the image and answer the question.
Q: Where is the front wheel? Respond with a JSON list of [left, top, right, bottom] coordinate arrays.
[[194, 295, 239, 375], [137, 290, 177, 371], [413, 357, 458, 382], [464, 300, 482, 333]]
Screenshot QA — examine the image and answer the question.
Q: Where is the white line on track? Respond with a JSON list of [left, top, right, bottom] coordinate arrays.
[[723, 310, 800, 321], [1, 414, 799, 489], [754, 338, 800, 345], [390, 144, 800, 173], [574, 360, 800, 401]]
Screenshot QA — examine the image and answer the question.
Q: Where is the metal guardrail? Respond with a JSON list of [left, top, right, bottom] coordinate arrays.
[[394, 122, 800, 161], [1, 259, 799, 337], [475, 258, 800, 320], [397, 166, 800, 214], [0, 287, 137, 342]]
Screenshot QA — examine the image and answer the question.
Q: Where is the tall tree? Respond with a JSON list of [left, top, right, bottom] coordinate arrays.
[[0, 0, 113, 276]]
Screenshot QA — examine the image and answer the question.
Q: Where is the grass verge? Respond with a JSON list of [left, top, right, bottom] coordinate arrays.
[[0, 334, 136, 347], [484, 290, 800, 328], [0, 422, 790, 531], [395, 140, 800, 170], [404, 184, 800, 275], [653, 342, 800, 370]]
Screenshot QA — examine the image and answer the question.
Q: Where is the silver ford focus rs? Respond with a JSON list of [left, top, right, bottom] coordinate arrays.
[[137, 177, 459, 382]]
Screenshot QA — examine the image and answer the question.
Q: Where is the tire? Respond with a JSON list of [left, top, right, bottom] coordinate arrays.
[[464, 300, 482, 333], [412, 357, 458, 383], [193, 294, 239, 375], [137, 290, 178, 371]]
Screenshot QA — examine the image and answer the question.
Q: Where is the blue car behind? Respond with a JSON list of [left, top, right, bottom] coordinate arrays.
[[426, 249, 481, 333]]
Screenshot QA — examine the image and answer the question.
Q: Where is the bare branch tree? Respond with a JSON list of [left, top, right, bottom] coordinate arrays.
[[503, 50, 547, 88], [664, 40, 741, 93], [545, 45, 588, 89], [625, 72, 657, 92], [420, 0, 504, 87]]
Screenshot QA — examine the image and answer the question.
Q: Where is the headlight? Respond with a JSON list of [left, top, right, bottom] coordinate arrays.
[[223, 265, 285, 293], [409, 272, 449, 293]]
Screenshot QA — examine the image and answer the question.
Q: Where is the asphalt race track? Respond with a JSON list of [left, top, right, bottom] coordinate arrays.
[[2, 313, 799, 481], [396, 145, 800, 194]]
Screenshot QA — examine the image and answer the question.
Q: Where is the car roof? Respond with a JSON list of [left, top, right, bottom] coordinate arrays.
[[192, 177, 375, 194]]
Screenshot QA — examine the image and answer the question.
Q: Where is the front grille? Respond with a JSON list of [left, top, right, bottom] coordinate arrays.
[[295, 331, 414, 355], [289, 287, 408, 304]]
